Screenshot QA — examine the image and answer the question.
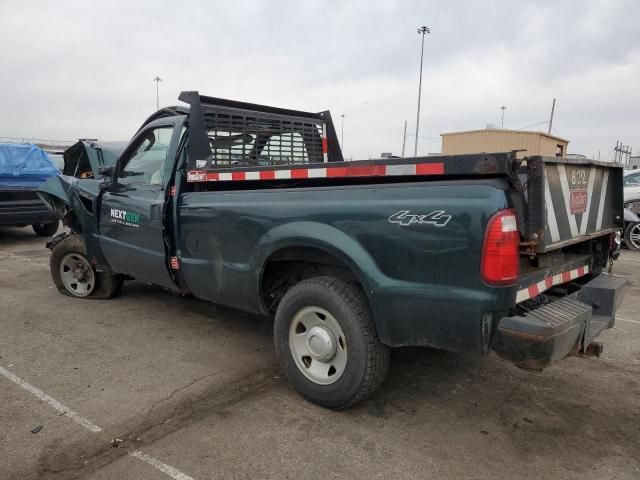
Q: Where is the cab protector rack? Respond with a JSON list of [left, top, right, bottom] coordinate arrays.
[[179, 90, 343, 169]]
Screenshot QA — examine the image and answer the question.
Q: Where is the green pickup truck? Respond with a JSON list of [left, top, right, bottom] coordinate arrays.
[[38, 91, 626, 408]]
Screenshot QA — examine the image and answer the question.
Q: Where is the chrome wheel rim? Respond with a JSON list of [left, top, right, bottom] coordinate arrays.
[[289, 306, 347, 385], [630, 224, 640, 250], [59, 253, 95, 297]]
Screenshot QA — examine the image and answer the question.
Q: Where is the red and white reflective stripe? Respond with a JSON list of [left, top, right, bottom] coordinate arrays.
[[516, 264, 589, 303], [186, 162, 445, 183], [170, 256, 179, 270], [322, 123, 328, 163]]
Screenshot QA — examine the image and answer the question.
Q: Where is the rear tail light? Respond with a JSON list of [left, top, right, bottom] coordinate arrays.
[[481, 209, 520, 285]]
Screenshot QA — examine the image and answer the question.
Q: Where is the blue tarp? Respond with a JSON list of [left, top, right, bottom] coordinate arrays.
[[0, 143, 60, 188]]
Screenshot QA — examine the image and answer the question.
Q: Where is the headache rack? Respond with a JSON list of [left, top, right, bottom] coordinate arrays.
[[179, 91, 343, 171]]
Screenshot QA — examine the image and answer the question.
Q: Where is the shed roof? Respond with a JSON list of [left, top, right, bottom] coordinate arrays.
[[440, 128, 569, 144]]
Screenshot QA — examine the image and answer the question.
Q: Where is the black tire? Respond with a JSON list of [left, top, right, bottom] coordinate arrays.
[[32, 221, 59, 237], [624, 222, 640, 251], [274, 276, 389, 409], [50, 234, 124, 299]]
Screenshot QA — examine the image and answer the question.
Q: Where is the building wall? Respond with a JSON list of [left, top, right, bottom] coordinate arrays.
[[441, 130, 568, 158]]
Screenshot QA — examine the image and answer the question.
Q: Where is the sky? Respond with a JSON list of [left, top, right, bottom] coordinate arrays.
[[0, 0, 638, 160]]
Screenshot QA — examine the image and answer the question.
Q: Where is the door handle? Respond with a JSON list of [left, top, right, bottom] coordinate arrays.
[[150, 203, 162, 225]]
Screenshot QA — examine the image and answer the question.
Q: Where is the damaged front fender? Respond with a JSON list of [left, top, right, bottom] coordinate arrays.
[[37, 175, 108, 266], [37, 175, 76, 221]]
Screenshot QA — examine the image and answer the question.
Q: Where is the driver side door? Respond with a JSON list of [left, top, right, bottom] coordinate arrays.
[[98, 121, 181, 288]]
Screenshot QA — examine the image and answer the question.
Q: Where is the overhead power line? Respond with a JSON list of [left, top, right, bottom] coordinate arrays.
[[514, 120, 549, 131]]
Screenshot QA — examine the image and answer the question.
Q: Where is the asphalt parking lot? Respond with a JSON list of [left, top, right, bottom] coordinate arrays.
[[1, 226, 639, 480]]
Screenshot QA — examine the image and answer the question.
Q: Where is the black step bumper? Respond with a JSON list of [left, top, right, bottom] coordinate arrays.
[[492, 273, 627, 370], [0, 190, 58, 227]]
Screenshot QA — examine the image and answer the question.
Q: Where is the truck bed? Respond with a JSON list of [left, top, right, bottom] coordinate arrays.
[[179, 91, 623, 259]]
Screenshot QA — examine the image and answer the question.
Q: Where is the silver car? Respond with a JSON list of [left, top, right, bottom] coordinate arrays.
[[624, 170, 640, 250]]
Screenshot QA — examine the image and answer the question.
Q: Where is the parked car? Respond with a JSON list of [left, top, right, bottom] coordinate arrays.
[[624, 169, 640, 200], [0, 143, 60, 236], [46, 152, 65, 170], [38, 92, 626, 408], [623, 208, 640, 250]]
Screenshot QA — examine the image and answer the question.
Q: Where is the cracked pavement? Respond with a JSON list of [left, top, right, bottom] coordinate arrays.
[[1, 226, 640, 479]]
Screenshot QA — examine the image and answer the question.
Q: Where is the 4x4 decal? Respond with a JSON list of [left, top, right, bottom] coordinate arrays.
[[388, 210, 452, 227]]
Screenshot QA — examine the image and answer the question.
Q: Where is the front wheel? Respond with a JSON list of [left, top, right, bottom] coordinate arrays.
[[50, 234, 123, 299], [32, 221, 59, 237], [625, 222, 640, 251], [274, 276, 389, 409]]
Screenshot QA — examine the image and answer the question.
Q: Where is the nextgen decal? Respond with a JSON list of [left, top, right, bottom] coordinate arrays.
[[110, 208, 140, 228]]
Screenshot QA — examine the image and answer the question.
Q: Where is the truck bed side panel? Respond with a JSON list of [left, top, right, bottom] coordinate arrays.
[[178, 179, 514, 353]]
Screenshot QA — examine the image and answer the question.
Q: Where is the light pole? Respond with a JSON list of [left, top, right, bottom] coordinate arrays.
[[414, 25, 430, 157], [401, 120, 407, 158], [340, 114, 345, 152], [153, 76, 163, 110], [500, 105, 507, 128]]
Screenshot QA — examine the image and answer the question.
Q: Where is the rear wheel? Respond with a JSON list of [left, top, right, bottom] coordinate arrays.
[[274, 276, 389, 409], [32, 221, 59, 237], [625, 223, 640, 251], [50, 234, 123, 299]]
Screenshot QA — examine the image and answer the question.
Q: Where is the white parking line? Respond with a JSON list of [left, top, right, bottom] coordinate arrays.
[[618, 316, 640, 325], [0, 366, 102, 433], [130, 450, 195, 480], [0, 365, 195, 480]]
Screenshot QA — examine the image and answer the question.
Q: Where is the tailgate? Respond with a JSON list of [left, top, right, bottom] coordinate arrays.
[[520, 156, 623, 253]]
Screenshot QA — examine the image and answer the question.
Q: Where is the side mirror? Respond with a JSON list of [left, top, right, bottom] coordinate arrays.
[[99, 180, 112, 192], [98, 166, 114, 178]]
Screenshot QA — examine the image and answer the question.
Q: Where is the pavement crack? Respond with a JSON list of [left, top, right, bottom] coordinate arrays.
[[147, 372, 220, 415]]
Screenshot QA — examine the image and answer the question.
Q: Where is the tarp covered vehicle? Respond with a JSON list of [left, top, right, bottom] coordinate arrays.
[[0, 143, 60, 236]]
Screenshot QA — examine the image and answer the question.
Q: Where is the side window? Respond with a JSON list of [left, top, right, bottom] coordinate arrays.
[[118, 126, 174, 186]]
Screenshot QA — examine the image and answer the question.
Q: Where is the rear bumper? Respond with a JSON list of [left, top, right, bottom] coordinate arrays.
[[0, 206, 58, 226], [0, 191, 58, 227], [492, 273, 627, 370]]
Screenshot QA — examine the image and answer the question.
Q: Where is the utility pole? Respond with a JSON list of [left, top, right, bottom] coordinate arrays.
[[401, 120, 407, 158], [500, 105, 507, 128], [547, 98, 556, 134], [414, 25, 430, 157], [153, 76, 162, 110], [340, 114, 345, 152], [613, 141, 632, 165]]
